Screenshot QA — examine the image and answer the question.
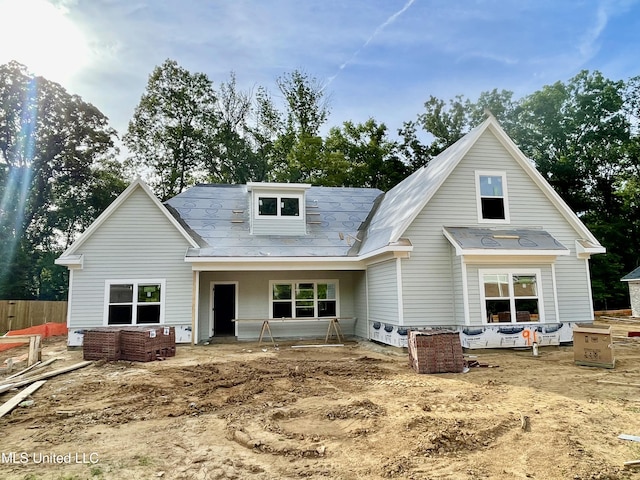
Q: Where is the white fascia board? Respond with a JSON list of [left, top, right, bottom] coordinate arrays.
[[186, 244, 413, 271], [462, 254, 560, 265], [188, 258, 367, 271], [456, 248, 570, 257], [575, 239, 606, 259], [247, 182, 311, 191], [54, 254, 84, 269]]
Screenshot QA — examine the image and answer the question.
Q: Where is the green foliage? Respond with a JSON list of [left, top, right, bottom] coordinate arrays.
[[325, 118, 407, 190], [89, 465, 104, 477], [215, 72, 267, 183], [0, 61, 123, 300], [266, 70, 331, 182], [124, 59, 219, 200]]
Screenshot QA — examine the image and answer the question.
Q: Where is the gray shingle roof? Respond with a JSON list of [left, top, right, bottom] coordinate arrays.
[[622, 266, 640, 281], [165, 184, 383, 257], [443, 227, 569, 253]]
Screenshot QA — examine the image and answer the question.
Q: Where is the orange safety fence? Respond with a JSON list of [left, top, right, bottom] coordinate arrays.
[[0, 322, 68, 353]]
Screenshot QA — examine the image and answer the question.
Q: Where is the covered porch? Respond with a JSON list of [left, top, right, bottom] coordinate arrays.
[[192, 269, 367, 344]]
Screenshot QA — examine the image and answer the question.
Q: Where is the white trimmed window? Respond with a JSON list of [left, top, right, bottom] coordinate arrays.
[[476, 171, 510, 223], [270, 281, 338, 318], [480, 270, 541, 323], [257, 195, 301, 217], [105, 280, 165, 325]]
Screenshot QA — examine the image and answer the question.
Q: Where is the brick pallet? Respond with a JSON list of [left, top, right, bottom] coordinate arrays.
[[83, 328, 122, 361], [159, 326, 176, 357], [408, 330, 465, 374], [83, 326, 176, 363], [120, 327, 164, 362]]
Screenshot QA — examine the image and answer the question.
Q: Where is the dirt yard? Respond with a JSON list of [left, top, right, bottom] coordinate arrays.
[[2, 320, 640, 480]]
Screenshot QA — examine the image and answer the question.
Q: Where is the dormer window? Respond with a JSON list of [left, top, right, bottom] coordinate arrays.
[[247, 182, 311, 235], [476, 171, 510, 223], [258, 196, 300, 217]]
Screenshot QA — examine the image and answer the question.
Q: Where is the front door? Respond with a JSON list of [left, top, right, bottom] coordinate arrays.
[[212, 283, 236, 336]]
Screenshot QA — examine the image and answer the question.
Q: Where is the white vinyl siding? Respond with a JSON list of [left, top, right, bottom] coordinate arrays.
[[353, 271, 368, 339], [400, 129, 592, 327], [367, 260, 400, 326], [451, 252, 465, 322], [67, 187, 193, 330]]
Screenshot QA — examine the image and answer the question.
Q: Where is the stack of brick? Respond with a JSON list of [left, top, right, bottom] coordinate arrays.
[[82, 326, 176, 362], [408, 330, 465, 374], [159, 326, 176, 357], [83, 328, 122, 361], [119, 327, 162, 362]]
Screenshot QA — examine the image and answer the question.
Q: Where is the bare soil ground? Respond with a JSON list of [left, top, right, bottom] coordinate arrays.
[[2, 319, 640, 480]]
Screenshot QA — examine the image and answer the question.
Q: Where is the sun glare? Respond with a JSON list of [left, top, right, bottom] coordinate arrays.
[[0, 0, 89, 84]]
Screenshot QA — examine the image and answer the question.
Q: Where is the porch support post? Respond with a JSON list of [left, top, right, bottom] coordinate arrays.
[[192, 270, 200, 345]]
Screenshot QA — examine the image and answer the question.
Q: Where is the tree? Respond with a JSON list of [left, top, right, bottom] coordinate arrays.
[[215, 72, 268, 183], [267, 70, 331, 182], [513, 71, 630, 217], [124, 59, 219, 200], [325, 119, 406, 190], [400, 89, 516, 170], [0, 61, 122, 299]]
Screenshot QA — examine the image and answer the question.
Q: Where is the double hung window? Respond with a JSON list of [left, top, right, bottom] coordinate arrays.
[[476, 171, 509, 222]]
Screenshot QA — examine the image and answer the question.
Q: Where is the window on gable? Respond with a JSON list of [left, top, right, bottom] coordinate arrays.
[[477, 173, 509, 222], [482, 272, 539, 323], [270, 281, 338, 318], [479, 175, 505, 219], [107, 281, 163, 325]]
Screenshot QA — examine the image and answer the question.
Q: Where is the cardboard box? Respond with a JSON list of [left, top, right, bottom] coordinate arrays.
[[573, 325, 614, 368]]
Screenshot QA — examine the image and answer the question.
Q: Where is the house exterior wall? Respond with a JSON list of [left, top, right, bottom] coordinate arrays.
[[629, 282, 640, 317], [366, 259, 402, 344], [196, 270, 360, 342], [352, 271, 369, 339], [66, 187, 194, 346], [451, 252, 464, 322], [399, 130, 593, 328], [251, 217, 308, 236]]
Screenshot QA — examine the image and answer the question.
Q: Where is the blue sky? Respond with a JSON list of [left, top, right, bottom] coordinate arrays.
[[1, 0, 639, 141]]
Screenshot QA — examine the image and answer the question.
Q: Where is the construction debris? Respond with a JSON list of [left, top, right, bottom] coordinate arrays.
[[0, 380, 46, 419], [0, 360, 92, 395]]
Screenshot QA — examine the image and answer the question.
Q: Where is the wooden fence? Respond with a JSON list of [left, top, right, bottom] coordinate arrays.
[[0, 301, 67, 333]]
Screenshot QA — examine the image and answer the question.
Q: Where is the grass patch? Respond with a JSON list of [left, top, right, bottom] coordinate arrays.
[[135, 455, 154, 467]]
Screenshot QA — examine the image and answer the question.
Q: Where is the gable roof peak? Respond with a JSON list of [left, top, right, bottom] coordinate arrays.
[[357, 114, 603, 255], [57, 177, 198, 258]]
